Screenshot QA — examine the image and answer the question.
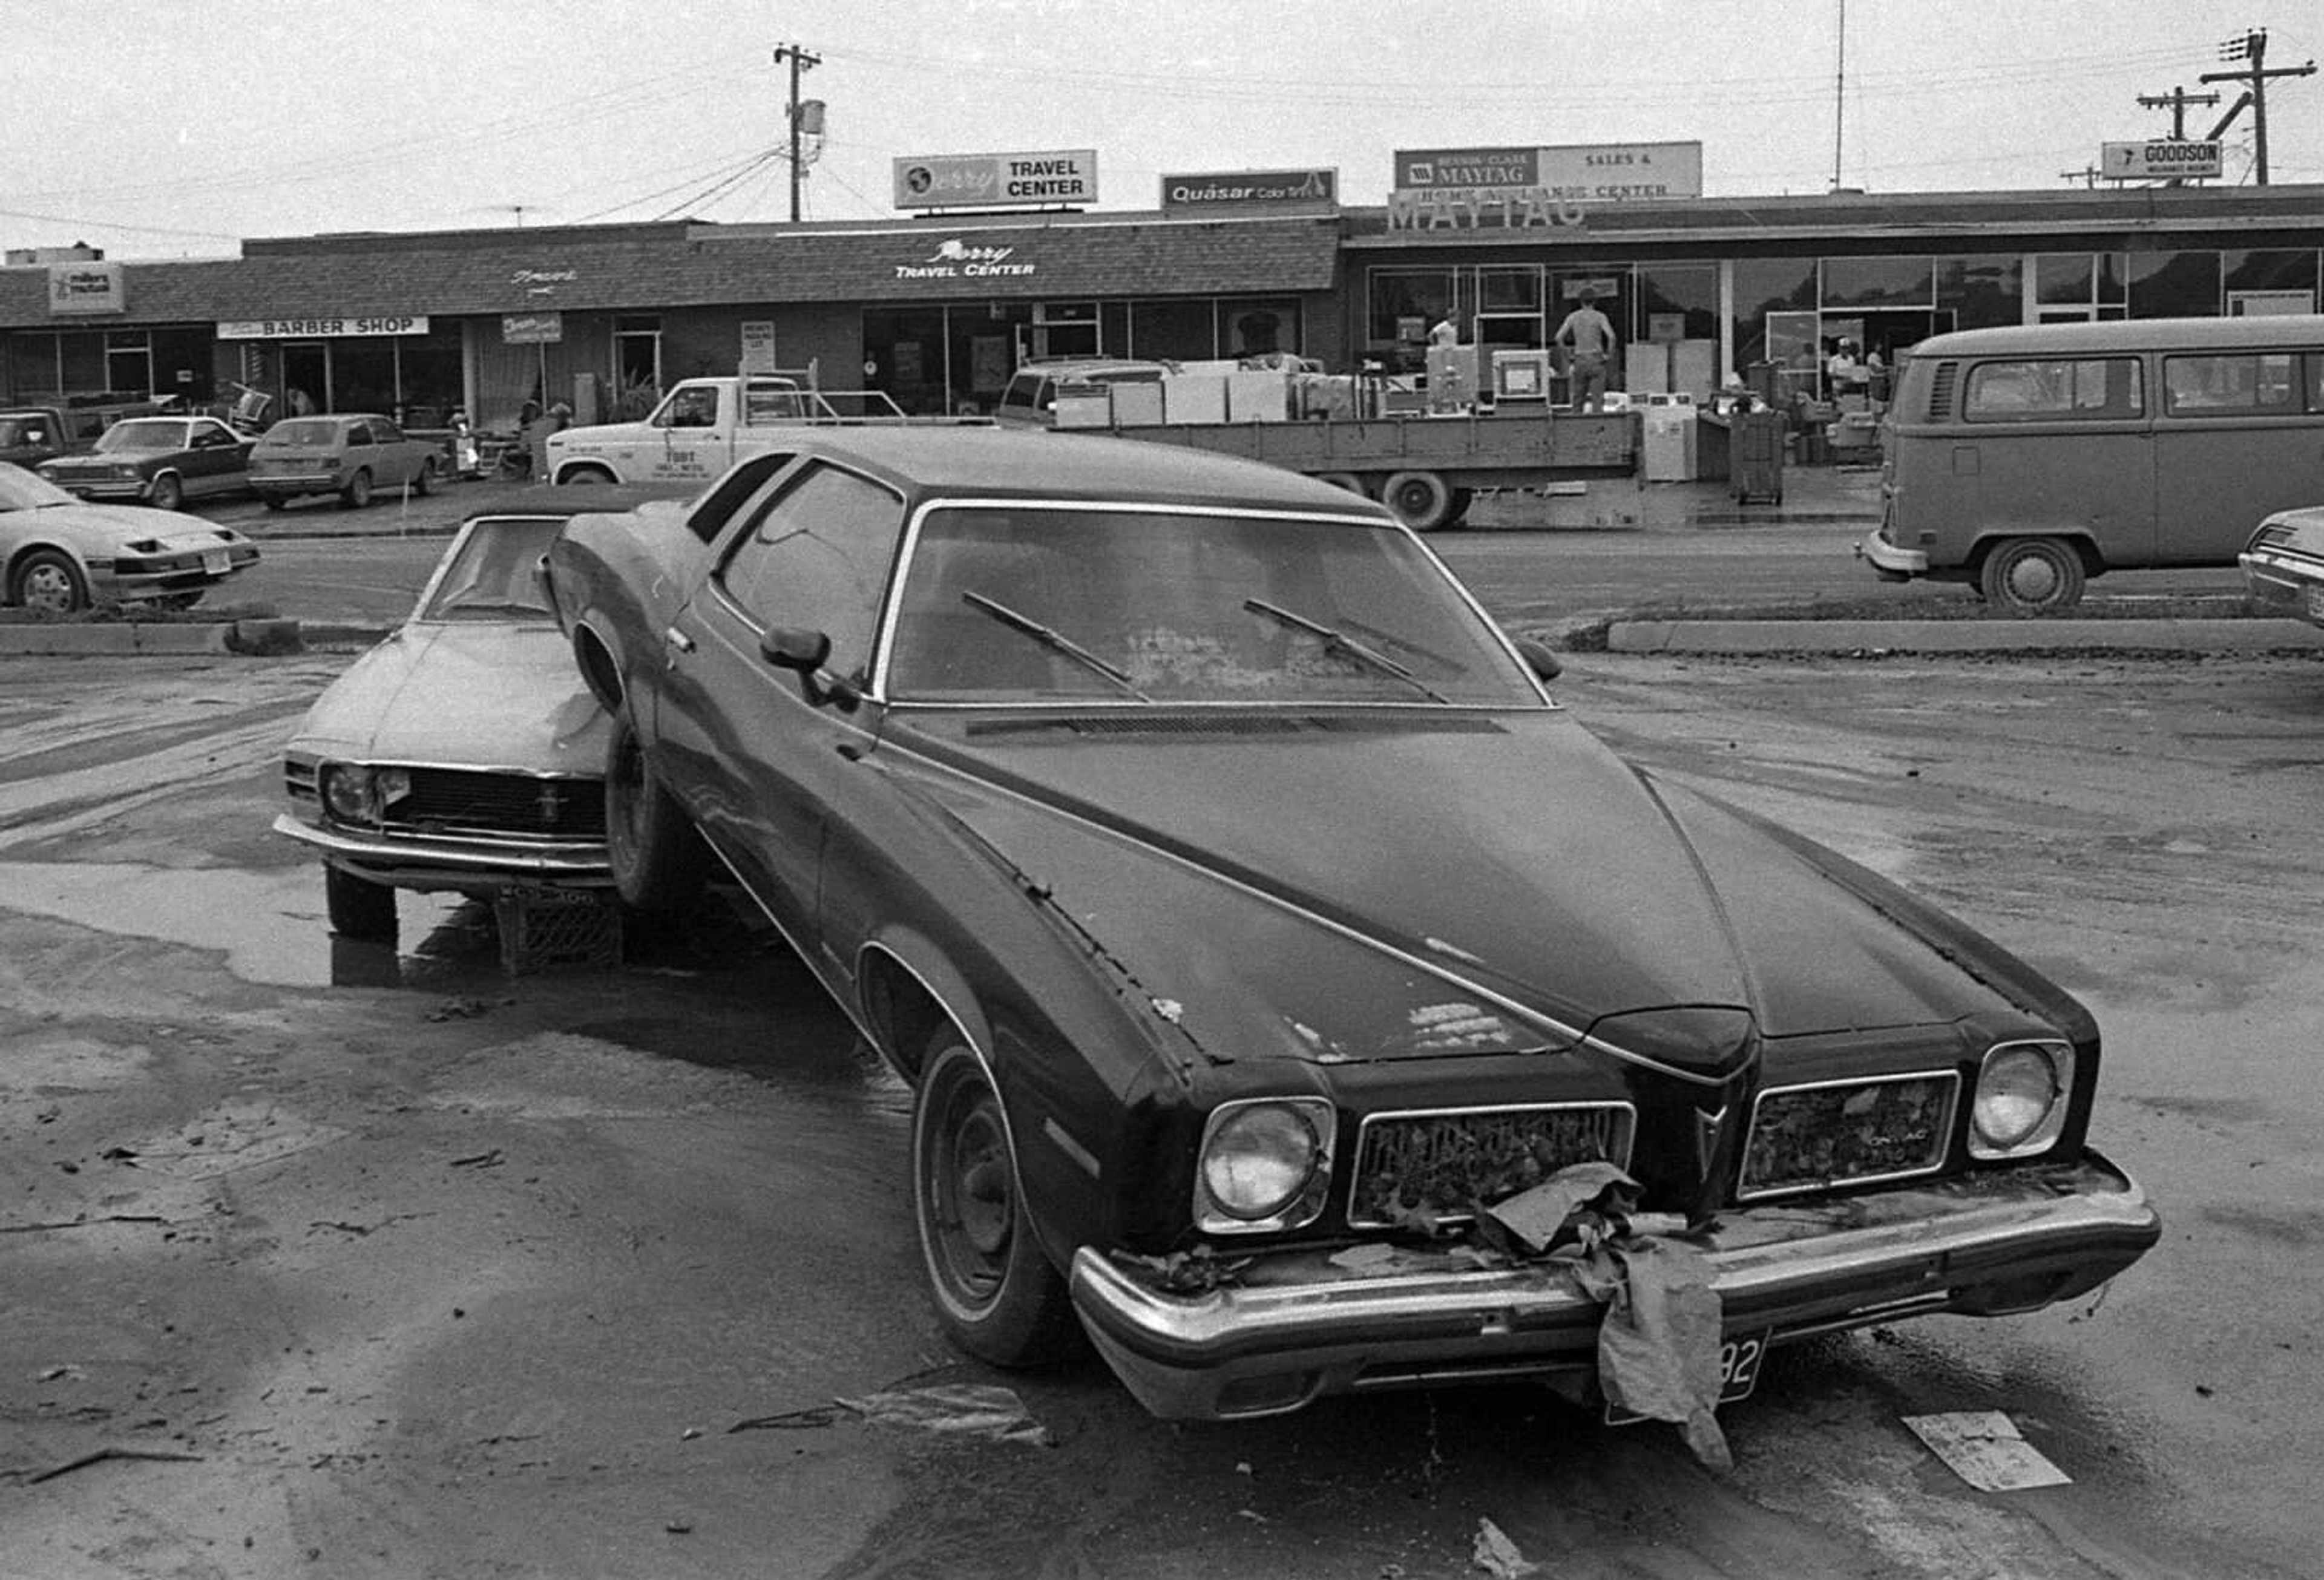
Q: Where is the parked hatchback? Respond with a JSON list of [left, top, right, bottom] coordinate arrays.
[[249, 413, 443, 510]]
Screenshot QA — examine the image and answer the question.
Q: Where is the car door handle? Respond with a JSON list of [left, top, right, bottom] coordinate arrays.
[[663, 627, 695, 656]]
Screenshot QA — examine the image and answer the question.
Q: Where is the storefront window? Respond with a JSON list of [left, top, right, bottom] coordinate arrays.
[[2127, 250, 2224, 318], [1479, 267, 1542, 312], [1130, 300, 1212, 362], [103, 331, 152, 398], [2223, 249, 2322, 313], [1368, 267, 1456, 360], [1731, 257, 1817, 370], [1822, 255, 1935, 307], [1220, 298, 1298, 358], [1636, 263, 1716, 340], [614, 316, 662, 415], [1937, 254, 2021, 329], [865, 307, 949, 415]]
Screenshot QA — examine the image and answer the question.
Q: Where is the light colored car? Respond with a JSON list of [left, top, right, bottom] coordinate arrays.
[[36, 416, 255, 511], [248, 413, 444, 511], [273, 485, 698, 939], [0, 460, 259, 613], [2239, 505, 2324, 629]]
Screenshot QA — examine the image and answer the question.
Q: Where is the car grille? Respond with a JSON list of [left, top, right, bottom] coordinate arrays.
[[383, 768, 603, 841], [1738, 1072, 1958, 1199], [1347, 1103, 1635, 1228]]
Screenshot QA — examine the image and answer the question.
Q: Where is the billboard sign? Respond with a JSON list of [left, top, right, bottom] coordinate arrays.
[[1394, 146, 1539, 193], [2101, 139, 2224, 180], [501, 313, 563, 345], [47, 262, 124, 316], [1394, 142, 1702, 204], [894, 150, 1097, 210], [1161, 168, 1338, 211]]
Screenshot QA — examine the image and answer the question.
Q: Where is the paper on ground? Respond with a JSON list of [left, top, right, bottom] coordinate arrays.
[[1902, 1411, 2070, 1492]]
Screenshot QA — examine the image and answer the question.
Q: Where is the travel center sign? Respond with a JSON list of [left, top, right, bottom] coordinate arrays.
[[894, 149, 1098, 211], [1390, 142, 1703, 230]]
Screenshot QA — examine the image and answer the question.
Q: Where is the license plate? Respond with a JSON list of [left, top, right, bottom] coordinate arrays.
[[202, 550, 230, 574], [1604, 1330, 1769, 1425]]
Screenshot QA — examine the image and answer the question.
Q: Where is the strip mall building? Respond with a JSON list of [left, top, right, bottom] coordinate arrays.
[[5, 139, 2322, 431]]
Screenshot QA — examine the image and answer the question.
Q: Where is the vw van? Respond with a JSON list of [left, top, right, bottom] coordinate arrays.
[[1859, 316, 2324, 612]]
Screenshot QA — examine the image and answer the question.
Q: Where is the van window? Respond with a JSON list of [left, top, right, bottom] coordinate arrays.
[[1963, 358, 2142, 421], [2161, 352, 2311, 416], [999, 373, 1050, 416]]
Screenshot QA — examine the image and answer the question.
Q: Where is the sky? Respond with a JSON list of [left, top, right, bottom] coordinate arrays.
[[5, 0, 2320, 261]]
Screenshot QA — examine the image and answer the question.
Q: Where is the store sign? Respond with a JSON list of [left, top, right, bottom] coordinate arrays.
[[740, 321, 777, 372], [1396, 146, 1539, 192], [2102, 139, 2223, 180], [501, 313, 563, 345], [1386, 189, 1586, 231], [217, 315, 429, 338], [1161, 168, 1337, 211], [893, 238, 1037, 283], [47, 263, 124, 316], [894, 150, 1097, 210], [1394, 142, 1702, 204]]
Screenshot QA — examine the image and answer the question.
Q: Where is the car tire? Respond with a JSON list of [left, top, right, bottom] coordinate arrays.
[[912, 1032, 1078, 1368], [1381, 470, 1455, 531], [9, 547, 90, 614], [1447, 485, 1475, 526], [413, 456, 438, 497], [606, 712, 711, 913], [1978, 536, 2087, 615], [149, 473, 185, 513], [340, 469, 373, 510], [324, 865, 396, 941], [562, 464, 616, 487]]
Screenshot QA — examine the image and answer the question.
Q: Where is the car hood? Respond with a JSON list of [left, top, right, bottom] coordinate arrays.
[[7, 502, 249, 549], [41, 453, 156, 474], [290, 622, 608, 769], [884, 707, 2030, 1074]]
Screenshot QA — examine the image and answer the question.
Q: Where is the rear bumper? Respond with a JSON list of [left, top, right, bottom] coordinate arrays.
[[1856, 527, 1927, 579], [273, 812, 610, 890], [1069, 1153, 2159, 1421], [253, 471, 346, 494]]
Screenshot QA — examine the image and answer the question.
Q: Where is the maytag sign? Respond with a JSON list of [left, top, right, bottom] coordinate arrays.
[[1396, 142, 1702, 203], [894, 150, 1098, 211], [1161, 168, 1338, 212], [2101, 139, 2224, 180]]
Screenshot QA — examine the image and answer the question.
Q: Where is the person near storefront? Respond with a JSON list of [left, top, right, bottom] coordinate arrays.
[[1554, 287, 1617, 413]]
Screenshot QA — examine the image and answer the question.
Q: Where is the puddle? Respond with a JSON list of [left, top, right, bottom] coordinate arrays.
[[0, 859, 494, 989]]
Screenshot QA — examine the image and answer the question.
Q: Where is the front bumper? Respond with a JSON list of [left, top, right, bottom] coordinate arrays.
[[272, 812, 611, 891], [1069, 1152, 2159, 1421], [1856, 526, 1927, 579], [2239, 548, 2324, 626], [91, 545, 260, 602], [54, 478, 148, 501]]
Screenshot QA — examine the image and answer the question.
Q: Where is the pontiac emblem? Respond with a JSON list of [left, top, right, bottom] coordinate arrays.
[[1693, 1105, 1729, 1173], [536, 782, 565, 825]]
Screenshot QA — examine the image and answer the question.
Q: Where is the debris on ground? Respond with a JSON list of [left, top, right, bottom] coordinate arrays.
[[832, 1383, 1051, 1447], [1902, 1411, 2071, 1492], [1471, 1516, 1540, 1577]]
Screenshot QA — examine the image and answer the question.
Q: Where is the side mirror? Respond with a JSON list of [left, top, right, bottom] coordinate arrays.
[[759, 626, 859, 710], [1514, 636, 1563, 683]]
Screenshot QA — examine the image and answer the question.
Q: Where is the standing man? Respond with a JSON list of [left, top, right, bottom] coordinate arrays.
[[1554, 286, 1618, 413]]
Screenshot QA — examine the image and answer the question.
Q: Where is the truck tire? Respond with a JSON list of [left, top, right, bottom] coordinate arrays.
[[560, 464, 617, 486], [1382, 470, 1454, 531]]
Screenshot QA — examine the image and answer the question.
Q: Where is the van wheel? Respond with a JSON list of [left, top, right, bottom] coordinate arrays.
[[1979, 537, 2086, 615]]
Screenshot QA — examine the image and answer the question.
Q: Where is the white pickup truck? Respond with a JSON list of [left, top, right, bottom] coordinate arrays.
[[543, 373, 913, 487]]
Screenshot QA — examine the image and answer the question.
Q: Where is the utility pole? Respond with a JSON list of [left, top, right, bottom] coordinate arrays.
[[1829, 0, 1846, 191], [773, 42, 822, 221], [2058, 165, 2104, 189], [2136, 84, 2220, 139], [2200, 29, 2316, 185]]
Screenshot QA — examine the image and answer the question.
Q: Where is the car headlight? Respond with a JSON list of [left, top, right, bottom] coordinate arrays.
[[320, 765, 410, 825], [1968, 1040, 2073, 1159], [1195, 1097, 1334, 1233]]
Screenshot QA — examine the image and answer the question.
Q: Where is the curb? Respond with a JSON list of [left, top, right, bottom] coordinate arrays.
[[1604, 617, 2324, 655], [0, 617, 310, 658]]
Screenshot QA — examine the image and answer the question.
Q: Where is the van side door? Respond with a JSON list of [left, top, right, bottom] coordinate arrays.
[[2152, 349, 2324, 566], [1952, 354, 2155, 567]]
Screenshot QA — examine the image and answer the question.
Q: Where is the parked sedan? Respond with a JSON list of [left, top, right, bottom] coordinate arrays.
[[274, 485, 700, 939], [0, 461, 258, 612], [547, 430, 2159, 1431], [249, 413, 442, 510], [2239, 505, 2324, 628], [36, 415, 254, 511]]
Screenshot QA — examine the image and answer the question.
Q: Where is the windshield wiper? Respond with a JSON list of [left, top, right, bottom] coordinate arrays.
[[960, 592, 1151, 700], [1242, 598, 1448, 701]]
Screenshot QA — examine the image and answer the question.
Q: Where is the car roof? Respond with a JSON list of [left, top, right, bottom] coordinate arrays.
[[465, 483, 701, 519], [1912, 314, 2324, 358], [781, 426, 1391, 517]]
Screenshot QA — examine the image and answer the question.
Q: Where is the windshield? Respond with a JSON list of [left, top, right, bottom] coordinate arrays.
[[419, 516, 565, 621], [884, 506, 1540, 706], [0, 462, 77, 511], [263, 419, 342, 449], [94, 421, 188, 453]]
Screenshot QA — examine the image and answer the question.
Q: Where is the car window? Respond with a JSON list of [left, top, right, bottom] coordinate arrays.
[[1963, 358, 2142, 421], [2161, 352, 2306, 416], [344, 424, 373, 446], [264, 419, 340, 448], [421, 516, 567, 620], [373, 419, 407, 443], [885, 506, 1541, 706], [658, 387, 721, 429], [682, 451, 799, 543], [94, 421, 184, 453], [714, 464, 906, 678], [998, 374, 1049, 415]]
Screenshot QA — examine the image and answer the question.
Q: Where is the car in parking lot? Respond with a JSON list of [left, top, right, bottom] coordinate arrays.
[[248, 413, 443, 510], [2238, 504, 2324, 628], [35, 415, 255, 511], [274, 484, 700, 939], [545, 428, 2159, 1426], [0, 460, 259, 612]]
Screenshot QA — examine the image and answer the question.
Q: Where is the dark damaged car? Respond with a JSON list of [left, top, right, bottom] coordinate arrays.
[[545, 429, 2159, 1426]]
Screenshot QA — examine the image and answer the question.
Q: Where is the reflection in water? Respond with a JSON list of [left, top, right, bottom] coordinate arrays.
[[0, 859, 498, 989]]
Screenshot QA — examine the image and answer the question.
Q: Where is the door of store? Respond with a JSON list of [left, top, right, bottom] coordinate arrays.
[[282, 343, 329, 415]]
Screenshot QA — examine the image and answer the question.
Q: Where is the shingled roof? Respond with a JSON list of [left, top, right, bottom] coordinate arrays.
[[0, 214, 1344, 329]]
